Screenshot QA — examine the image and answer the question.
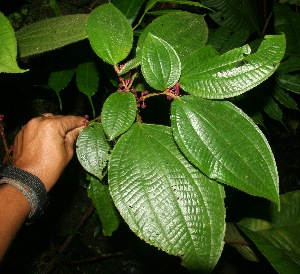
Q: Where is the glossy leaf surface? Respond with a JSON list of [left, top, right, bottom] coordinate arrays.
[[101, 92, 137, 140], [141, 34, 181, 90], [171, 96, 279, 205], [88, 177, 120, 236], [238, 191, 300, 273], [180, 35, 286, 99], [87, 3, 133, 65], [109, 123, 226, 271], [76, 123, 111, 180], [16, 14, 88, 57], [0, 12, 28, 73], [112, 0, 145, 24]]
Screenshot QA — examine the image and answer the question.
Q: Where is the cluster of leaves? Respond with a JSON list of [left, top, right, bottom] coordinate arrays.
[[1, 0, 300, 273]]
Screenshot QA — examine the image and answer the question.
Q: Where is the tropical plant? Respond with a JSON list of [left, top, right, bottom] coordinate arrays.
[[1, 0, 300, 272]]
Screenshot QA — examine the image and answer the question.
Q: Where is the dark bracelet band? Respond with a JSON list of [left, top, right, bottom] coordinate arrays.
[[0, 165, 48, 224]]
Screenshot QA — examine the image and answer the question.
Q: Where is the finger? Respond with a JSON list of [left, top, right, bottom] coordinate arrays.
[[64, 126, 84, 156], [41, 113, 54, 118], [55, 116, 85, 134]]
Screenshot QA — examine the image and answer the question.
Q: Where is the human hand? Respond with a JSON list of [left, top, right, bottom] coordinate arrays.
[[12, 114, 85, 192]]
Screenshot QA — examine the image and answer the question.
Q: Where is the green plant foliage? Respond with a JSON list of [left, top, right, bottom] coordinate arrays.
[[87, 177, 120, 236], [76, 61, 99, 117], [76, 123, 111, 180], [201, 0, 259, 33], [277, 73, 300, 95], [141, 34, 181, 90], [101, 92, 137, 140], [0, 12, 28, 73], [136, 11, 208, 61], [171, 96, 279, 205], [108, 123, 226, 272], [87, 3, 133, 65], [16, 14, 89, 58], [273, 85, 299, 110], [237, 191, 300, 273], [180, 34, 286, 99], [277, 54, 300, 74], [112, 0, 145, 24]]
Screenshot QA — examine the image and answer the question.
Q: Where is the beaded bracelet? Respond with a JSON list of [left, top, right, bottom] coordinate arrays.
[[0, 165, 48, 224]]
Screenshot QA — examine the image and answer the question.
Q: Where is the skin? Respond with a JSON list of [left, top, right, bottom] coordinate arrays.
[[0, 114, 85, 261]]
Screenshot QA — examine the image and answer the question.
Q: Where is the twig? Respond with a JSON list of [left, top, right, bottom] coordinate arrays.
[[63, 252, 123, 265], [42, 202, 95, 274]]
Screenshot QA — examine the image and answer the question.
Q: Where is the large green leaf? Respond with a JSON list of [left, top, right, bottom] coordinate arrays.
[[180, 34, 286, 99], [171, 96, 279, 205], [109, 123, 226, 272], [136, 11, 208, 61], [274, 2, 300, 54], [87, 177, 120, 236], [238, 191, 300, 273], [16, 14, 88, 58], [0, 12, 28, 73], [201, 0, 259, 33], [76, 122, 111, 180], [87, 3, 133, 65], [141, 33, 181, 90], [112, 0, 145, 24], [276, 73, 300, 94], [76, 60, 99, 117], [101, 92, 137, 140]]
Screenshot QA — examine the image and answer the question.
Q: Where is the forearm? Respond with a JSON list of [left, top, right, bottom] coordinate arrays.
[[0, 183, 30, 261]]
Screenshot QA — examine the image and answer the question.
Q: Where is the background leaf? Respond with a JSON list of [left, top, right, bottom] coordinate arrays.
[[16, 14, 88, 58], [76, 122, 111, 180], [87, 177, 120, 236], [0, 12, 28, 73], [171, 96, 279, 205], [237, 191, 300, 274], [276, 73, 300, 95], [112, 0, 145, 24], [87, 3, 133, 65], [76, 60, 99, 117], [141, 34, 181, 90], [201, 0, 259, 33], [101, 92, 137, 140], [180, 34, 286, 99], [109, 123, 226, 272]]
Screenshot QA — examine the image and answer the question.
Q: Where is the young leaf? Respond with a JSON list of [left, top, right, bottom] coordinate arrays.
[[16, 14, 89, 58], [0, 12, 28, 73], [87, 3, 133, 65], [171, 96, 279, 206], [136, 11, 208, 61], [76, 61, 99, 117], [109, 123, 226, 272], [101, 92, 137, 140], [48, 68, 76, 109], [112, 0, 145, 24], [87, 177, 120, 236], [237, 190, 300, 273], [180, 34, 286, 99], [141, 33, 181, 90], [76, 122, 111, 180]]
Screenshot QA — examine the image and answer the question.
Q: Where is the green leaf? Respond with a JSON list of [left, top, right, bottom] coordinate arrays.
[[136, 11, 208, 61], [274, 2, 300, 54], [76, 61, 99, 117], [171, 96, 279, 205], [16, 14, 89, 58], [48, 68, 76, 110], [276, 73, 300, 94], [238, 191, 300, 274], [112, 0, 145, 24], [101, 92, 137, 140], [87, 3, 133, 65], [262, 96, 284, 125], [277, 54, 300, 74], [109, 123, 226, 272], [141, 33, 181, 90], [0, 12, 28, 73], [180, 34, 286, 99], [202, 0, 259, 33], [274, 85, 299, 110], [118, 57, 141, 75], [76, 122, 111, 180], [87, 177, 120, 236]]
